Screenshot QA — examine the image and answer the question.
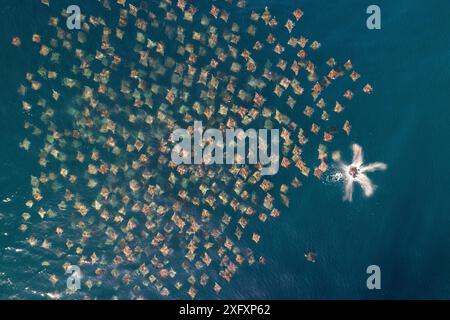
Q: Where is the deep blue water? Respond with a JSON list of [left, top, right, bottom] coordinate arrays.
[[0, 0, 449, 299]]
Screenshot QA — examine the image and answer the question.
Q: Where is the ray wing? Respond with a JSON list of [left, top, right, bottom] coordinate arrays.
[[355, 174, 375, 197], [343, 178, 354, 202], [351, 144, 364, 167]]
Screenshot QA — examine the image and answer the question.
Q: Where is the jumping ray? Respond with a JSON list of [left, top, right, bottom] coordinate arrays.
[[338, 144, 387, 202]]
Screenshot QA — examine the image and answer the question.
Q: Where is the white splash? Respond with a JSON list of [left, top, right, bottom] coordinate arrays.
[[338, 144, 387, 202]]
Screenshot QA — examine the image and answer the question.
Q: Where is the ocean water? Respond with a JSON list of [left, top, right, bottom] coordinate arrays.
[[0, 0, 449, 299]]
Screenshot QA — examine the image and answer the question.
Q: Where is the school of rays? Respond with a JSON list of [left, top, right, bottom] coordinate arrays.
[[13, 0, 375, 299]]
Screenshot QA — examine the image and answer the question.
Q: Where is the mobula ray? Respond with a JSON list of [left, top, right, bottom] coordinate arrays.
[[339, 144, 387, 202]]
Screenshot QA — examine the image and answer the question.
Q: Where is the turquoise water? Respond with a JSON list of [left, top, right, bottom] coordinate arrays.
[[0, 0, 449, 299]]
